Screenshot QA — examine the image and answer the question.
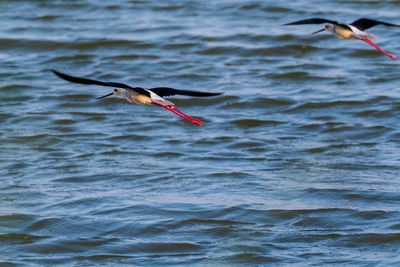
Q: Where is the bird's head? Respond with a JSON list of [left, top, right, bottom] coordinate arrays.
[[97, 88, 126, 99], [312, 24, 334, 34], [325, 24, 335, 33]]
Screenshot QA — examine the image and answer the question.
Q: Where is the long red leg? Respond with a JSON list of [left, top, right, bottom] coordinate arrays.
[[361, 39, 397, 61], [152, 102, 204, 126]]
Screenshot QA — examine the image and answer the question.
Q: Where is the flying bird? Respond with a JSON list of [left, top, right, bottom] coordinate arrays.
[[284, 18, 400, 60], [51, 70, 222, 126]]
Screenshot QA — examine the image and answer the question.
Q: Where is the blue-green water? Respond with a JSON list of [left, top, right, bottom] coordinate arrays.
[[1, 0, 400, 265]]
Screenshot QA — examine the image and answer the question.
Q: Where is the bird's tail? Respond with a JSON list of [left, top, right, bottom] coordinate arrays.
[[353, 32, 376, 40]]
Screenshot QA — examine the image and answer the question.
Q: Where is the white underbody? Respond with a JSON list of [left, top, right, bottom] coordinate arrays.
[[333, 24, 376, 40]]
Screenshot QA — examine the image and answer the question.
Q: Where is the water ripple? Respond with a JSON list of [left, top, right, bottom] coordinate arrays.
[[2, 0, 400, 266]]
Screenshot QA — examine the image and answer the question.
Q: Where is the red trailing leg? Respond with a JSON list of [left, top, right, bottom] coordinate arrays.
[[361, 39, 397, 61], [152, 102, 204, 126]]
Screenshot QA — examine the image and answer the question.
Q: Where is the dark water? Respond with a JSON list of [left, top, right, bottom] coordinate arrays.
[[2, 0, 400, 265]]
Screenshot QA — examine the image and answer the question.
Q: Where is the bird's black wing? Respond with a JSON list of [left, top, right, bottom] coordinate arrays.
[[351, 18, 400, 31], [284, 18, 338, 26], [51, 70, 149, 96], [149, 87, 223, 98]]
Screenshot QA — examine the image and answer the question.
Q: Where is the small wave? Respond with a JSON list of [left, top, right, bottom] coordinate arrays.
[[341, 233, 400, 246], [53, 174, 115, 183], [210, 172, 253, 178], [0, 38, 155, 51], [219, 253, 281, 264], [285, 100, 366, 113], [231, 118, 284, 128], [151, 152, 185, 157], [223, 97, 294, 109], [227, 141, 265, 149], [0, 233, 47, 245], [32, 15, 62, 21]]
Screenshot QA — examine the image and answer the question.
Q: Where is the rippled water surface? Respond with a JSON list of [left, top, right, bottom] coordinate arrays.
[[2, 0, 400, 265]]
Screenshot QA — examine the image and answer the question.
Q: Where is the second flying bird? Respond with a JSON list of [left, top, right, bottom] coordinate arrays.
[[284, 18, 400, 60]]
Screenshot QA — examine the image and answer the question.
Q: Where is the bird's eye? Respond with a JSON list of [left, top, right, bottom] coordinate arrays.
[[114, 89, 118, 92]]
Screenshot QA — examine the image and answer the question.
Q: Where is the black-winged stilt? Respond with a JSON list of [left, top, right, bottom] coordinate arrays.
[[52, 70, 222, 126], [284, 18, 400, 60]]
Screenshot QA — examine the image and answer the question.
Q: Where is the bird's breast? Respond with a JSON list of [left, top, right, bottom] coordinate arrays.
[[125, 91, 152, 105], [334, 26, 354, 40]]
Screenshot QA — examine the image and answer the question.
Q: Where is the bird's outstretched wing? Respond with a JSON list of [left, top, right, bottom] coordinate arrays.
[[149, 87, 223, 98], [351, 18, 400, 31], [52, 70, 131, 89], [284, 18, 338, 26], [51, 70, 149, 96]]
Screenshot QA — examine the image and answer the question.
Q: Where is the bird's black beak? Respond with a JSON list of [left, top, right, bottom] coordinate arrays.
[[312, 28, 325, 34], [97, 92, 114, 99]]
